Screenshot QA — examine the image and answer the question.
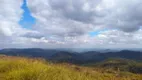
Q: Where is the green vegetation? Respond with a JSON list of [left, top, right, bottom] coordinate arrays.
[[84, 58, 142, 74], [0, 55, 142, 80]]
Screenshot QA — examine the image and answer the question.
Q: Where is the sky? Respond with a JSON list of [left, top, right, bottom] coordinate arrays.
[[19, 0, 35, 29], [0, 0, 142, 49]]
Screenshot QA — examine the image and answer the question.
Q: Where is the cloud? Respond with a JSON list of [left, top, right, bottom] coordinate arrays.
[[0, 0, 22, 48], [0, 0, 37, 48], [97, 0, 142, 32], [0, 1, 22, 36], [1, 0, 142, 48], [91, 29, 142, 48], [27, 0, 142, 38], [48, 0, 102, 23], [27, 0, 103, 38]]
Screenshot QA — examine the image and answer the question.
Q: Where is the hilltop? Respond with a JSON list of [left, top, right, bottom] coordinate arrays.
[[0, 55, 142, 80]]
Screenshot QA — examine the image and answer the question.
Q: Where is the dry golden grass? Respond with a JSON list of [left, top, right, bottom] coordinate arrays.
[[0, 55, 142, 80]]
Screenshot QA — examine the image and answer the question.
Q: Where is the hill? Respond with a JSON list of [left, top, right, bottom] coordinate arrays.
[[84, 58, 142, 74], [0, 55, 142, 80], [0, 49, 142, 64]]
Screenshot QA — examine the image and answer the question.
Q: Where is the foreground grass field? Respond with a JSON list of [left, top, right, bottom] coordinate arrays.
[[0, 55, 142, 80]]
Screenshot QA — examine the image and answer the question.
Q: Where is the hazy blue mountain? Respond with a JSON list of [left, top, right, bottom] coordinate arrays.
[[0, 48, 142, 64]]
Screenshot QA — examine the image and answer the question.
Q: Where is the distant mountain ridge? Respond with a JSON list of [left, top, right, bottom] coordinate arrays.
[[0, 48, 142, 64]]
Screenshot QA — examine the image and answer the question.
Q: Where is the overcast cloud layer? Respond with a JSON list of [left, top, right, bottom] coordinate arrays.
[[0, 0, 142, 49]]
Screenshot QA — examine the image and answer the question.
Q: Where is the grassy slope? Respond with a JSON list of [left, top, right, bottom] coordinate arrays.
[[0, 55, 142, 80]]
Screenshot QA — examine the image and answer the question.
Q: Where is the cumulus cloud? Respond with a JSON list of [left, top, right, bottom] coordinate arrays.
[[0, 0, 23, 48], [99, 0, 142, 32], [1, 0, 142, 48], [27, 0, 103, 38], [92, 29, 142, 48], [27, 0, 142, 37], [0, 0, 38, 48], [97, 0, 142, 32], [0, 0, 23, 36]]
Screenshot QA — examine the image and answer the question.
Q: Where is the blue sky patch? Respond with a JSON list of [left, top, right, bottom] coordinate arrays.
[[89, 29, 110, 37], [19, 0, 36, 29]]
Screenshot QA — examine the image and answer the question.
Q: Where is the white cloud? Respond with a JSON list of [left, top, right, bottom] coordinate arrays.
[[0, 0, 37, 48], [0, 0, 23, 48], [98, 0, 142, 32], [27, 0, 102, 38], [91, 29, 142, 48], [27, 0, 142, 35], [1, 0, 142, 49]]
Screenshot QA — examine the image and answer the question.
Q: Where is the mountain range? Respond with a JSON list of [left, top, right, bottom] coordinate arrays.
[[0, 48, 142, 64]]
